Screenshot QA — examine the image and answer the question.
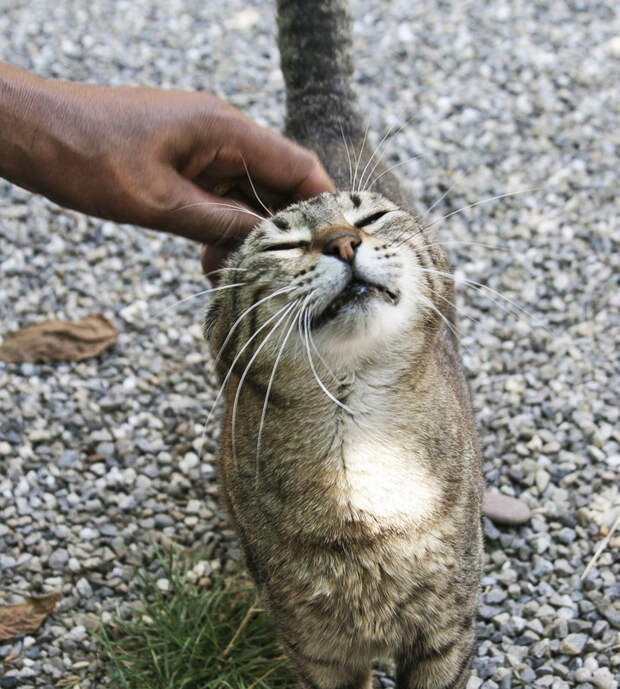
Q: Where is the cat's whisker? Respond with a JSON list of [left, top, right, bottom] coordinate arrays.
[[366, 154, 423, 192], [231, 300, 299, 464], [255, 301, 304, 483], [356, 125, 396, 195], [390, 183, 536, 251], [170, 200, 269, 224], [205, 267, 248, 277], [306, 319, 340, 384], [423, 188, 540, 230], [339, 121, 354, 191], [214, 285, 297, 369], [152, 282, 248, 318], [419, 240, 509, 255], [426, 285, 484, 333], [352, 124, 370, 193], [302, 306, 353, 414], [199, 300, 296, 462], [242, 157, 274, 217], [417, 293, 463, 346], [358, 116, 415, 194], [417, 266, 541, 326], [420, 184, 454, 220]]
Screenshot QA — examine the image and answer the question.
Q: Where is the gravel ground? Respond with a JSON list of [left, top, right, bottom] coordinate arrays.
[[1, 1, 619, 688]]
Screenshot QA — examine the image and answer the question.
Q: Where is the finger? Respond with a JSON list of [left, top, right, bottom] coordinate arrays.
[[153, 172, 264, 245], [228, 120, 335, 199], [291, 157, 337, 200]]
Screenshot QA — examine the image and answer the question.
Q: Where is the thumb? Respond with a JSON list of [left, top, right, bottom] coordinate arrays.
[[200, 244, 231, 282]]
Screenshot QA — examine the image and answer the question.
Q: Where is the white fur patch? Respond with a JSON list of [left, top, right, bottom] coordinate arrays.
[[331, 427, 439, 526]]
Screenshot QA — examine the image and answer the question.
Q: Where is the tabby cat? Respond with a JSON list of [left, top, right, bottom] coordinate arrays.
[[203, 2, 483, 688]]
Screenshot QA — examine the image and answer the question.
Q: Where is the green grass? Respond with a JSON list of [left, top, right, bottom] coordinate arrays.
[[99, 553, 296, 689]]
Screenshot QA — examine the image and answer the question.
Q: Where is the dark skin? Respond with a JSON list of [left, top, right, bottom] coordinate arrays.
[[0, 62, 335, 274]]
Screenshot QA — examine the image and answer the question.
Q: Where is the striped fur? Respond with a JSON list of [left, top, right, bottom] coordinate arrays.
[[204, 191, 482, 689], [202, 2, 483, 687]]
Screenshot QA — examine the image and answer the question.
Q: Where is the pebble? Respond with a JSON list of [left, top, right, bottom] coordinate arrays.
[[591, 669, 618, 689], [75, 578, 94, 599], [179, 452, 200, 474], [0, 678, 18, 689], [532, 533, 552, 554], [156, 579, 170, 593], [560, 633, 589, 656], [535, 469, 550, 493], [48, 549, 69, 570], [482, 493, 531, 526], [575, 669, 593, 683]]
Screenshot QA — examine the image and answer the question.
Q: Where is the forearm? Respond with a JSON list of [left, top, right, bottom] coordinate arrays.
[[0, 63, 60, 193], [0, 63, 143, 220]]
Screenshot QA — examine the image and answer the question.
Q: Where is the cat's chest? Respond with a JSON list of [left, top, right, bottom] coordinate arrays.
[[329, 428, 440, 525]]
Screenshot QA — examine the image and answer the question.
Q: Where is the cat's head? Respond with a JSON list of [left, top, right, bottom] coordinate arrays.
[[204, 191, 452, 372]]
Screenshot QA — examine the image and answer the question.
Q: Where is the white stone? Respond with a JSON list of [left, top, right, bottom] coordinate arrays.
[[156, 578, 169, 592], [592, 668, 617, 689]]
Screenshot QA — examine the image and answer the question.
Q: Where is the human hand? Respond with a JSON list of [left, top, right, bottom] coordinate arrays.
[[0, 63, 334, 262]]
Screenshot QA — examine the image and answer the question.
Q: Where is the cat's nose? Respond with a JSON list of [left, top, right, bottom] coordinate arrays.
[[322, 231, 361, 263]]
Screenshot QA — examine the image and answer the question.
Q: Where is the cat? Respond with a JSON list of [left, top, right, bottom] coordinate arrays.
[[203, 2, 483, 688]]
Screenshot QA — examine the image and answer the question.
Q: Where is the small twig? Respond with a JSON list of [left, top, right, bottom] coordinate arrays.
[[247, 656, 286, 689], [219, 595, 259, 658], [581, 512, 620, 581]]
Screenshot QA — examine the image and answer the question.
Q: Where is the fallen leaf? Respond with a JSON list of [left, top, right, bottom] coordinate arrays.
[[0, 315, 117, 363], [0, 592, 61, 640]]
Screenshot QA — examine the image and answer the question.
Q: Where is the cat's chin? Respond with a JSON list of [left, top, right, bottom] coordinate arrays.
[[311, 291, 418, 364], [310, 278, 400, 330]]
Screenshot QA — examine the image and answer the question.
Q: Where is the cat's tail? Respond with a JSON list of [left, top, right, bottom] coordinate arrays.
[[276, 0, 412, 206]]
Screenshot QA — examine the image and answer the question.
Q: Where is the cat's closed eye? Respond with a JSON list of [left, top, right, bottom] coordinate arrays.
[[260, 240, 310, 252], [355, 210, 391, 228]]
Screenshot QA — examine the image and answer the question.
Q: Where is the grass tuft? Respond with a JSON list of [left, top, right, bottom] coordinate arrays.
[[98, 552, 295, 689]]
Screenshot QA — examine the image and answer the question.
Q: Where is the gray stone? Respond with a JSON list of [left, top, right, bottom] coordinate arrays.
[[48, 549, 69, 570], [520, 668, 536, 684], [57, 450, 80, 468], [486, 589, 507, 604], [559, 633, 588, 656], [75, 578, 93, 598], [575, 669, 592, 683], [482, 493, 531, 526]]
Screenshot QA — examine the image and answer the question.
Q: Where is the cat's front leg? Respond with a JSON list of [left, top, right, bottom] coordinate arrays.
[[279, 635, 372, 689], [395, 620, 476, 689]]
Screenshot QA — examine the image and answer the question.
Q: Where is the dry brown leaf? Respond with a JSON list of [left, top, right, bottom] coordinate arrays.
[[0, 592, 61, 640], [0, 315, 117, 363]]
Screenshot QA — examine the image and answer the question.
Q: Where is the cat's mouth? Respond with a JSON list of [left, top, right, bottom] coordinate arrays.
[[312, 278, 400, 329]]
